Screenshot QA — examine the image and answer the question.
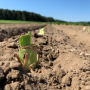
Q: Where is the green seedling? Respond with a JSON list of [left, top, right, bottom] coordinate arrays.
[[83, 27, 86, 30], [15, 32, 38, 72], [20, 32, 32, 47], [88, 29, 89, 32], [38, 28, 44, 35]]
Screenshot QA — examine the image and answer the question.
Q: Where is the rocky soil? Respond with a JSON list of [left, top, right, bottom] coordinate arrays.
[[0, 24, 90, 90]]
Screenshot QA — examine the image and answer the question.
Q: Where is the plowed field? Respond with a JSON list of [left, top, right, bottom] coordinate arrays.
[[0, 24, 90, 90]]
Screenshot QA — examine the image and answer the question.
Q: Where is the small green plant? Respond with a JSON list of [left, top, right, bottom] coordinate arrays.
[[38, 28, 44, 36], [18, 32, 38, 72], [83, 27, 86, 30], [88, 28, 89, 32]]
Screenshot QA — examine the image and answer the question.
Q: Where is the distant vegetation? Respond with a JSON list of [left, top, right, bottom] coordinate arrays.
[[0, 20, 46, 24], [51, 21, 90, 26], [56, 22, 90, 26], [0, 8, 66, 23], [0, 8, 90, 26]]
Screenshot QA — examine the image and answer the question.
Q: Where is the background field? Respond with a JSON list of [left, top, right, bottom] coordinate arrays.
[[0, 20, 46, 24]]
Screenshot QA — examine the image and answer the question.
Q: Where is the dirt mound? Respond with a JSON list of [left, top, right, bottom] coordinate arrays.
[[0, 24, 46, 42], [0, 24, 90, 90], [0, 61, 30, 90]]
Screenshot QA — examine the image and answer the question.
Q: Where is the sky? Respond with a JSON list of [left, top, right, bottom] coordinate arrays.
[[0, 0, 90, 22]]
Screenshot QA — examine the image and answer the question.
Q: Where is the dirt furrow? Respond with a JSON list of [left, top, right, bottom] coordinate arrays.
[[0, 24, 90, 90]]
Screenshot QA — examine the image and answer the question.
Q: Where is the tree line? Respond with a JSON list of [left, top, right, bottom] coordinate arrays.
[[0, 8, 66, 22], [1, 8, 89, 26]]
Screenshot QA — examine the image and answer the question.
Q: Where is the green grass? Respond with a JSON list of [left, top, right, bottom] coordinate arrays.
[[2, 20, 89, 26], [0, 20, 46, 24]]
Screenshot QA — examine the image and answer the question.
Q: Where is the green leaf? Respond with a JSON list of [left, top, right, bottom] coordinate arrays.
[[38, 28, 44, 35], [88, 29, 89, 32], [20, 32, 32, 47], [83, 27, 86, 30], [40, 28, 44, 32]]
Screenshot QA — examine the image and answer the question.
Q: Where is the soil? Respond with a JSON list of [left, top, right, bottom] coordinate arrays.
[[0, 23, 90, 90]]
